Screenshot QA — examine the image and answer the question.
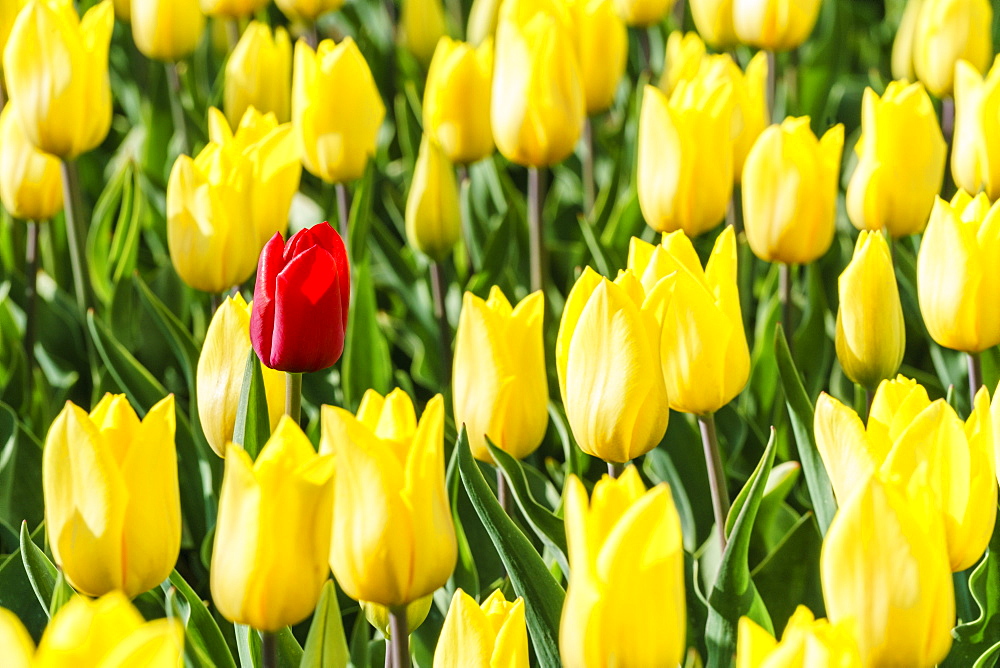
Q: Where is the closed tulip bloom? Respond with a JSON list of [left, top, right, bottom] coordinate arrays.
[[225, 22, 292, 127], [659, 31, 707, 98], [197, 294, 286, 457], [952, 56, 1000, 200], [322, 390, 457, 607], [742, 117, 843, 264], [401, 0, 447, 67], [917, 191, 1000, 353], [0, 2, 27, 55], [3, 0, 113, 160], [732, 0, 821, 51], [424, 37, 494, 164], [211, 417, 335, 631], [0, 609, 33, 668], [846, 82, 946, 238], [689, 0, 736, 49], [199, 0, 269, 17], [276, 0, 343, 21], [454, 287, 547, 462], [0, 105, 63, 221], [736, 607, 862, 668], [434, 589, 529, 668], [556, 267, 670, 464], [491, 0, 585, 168], [293, 37, 386, 183], [821, 475, 954, 667], [612, 0, 675, 27], [131, 0, 205, 61], [835, 231, 905, 390], [911, 0, 992, 98], [405, 135, 462, 262], [251, 224, 350, 373], [567, 0, 627, 114], [890, 0, 921, 81], [560, 469, 686, 667], [43, 394, 180, 598]]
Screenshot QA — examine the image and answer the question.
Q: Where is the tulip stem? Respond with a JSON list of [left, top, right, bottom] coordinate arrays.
[[671, 0, 686, 29], [637, 28, 651, 75], [582, 118, 595, 215], [698, 412, 730, 551], [305, 23, 319, 50], [865, 388, 875, 421], [779, 263, 794, 358], [166, 62, 189, 156], [457, 165, 474, 273], [226, 19, 241, 52], [24, 220, 39, 397], [766, 50, 777, 122], [496, 468, 511, 514], [261, 631, 277, 668], [336, 182, 351, 246], [968, 352, 983, 405], [60, 160, 91, 314], [607, 461, 625, 479], [942, 97, 956, 199], [389, 607, 410, 668], [430, 261, 451, 383], [527, 167, 546, 293], [285, 372, 302, 424]]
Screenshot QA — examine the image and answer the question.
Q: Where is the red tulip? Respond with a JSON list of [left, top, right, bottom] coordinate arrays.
[[251, 223, 350, 373]]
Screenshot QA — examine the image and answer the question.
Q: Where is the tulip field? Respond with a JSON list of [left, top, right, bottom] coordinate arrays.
[[4, 0, 1000, 665]]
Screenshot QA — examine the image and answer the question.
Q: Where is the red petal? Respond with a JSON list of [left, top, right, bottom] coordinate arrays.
[[250, 232, 286, 367]]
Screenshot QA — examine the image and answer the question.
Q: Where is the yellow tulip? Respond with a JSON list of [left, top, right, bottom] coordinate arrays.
[[0, 609, 34, 668], [490, 0, 585, 168], [632, 227, 750, 415], [890, 0, 921, 82], [454, 287, 547, 462], [293, 37, 386, 183], [556, 267, 670, 464], [322, 390, 456, 607], [917, 191, 1000, 353], [363, 595, 434, 639], [834, 231, 905, 390], [560, 468, 686, 666], [131, 0, 205, 61], [401, 0, 447, 67], [952, 56, 1000, 200], [405, 135, 462, 262], [434, 589, 528, 668], [275, 0, 343, 21], [43, 394, 180, 598], [112, 0, 130, 20], [911, 0, 992, 98], [742, 117, 844, 264], [736, 606, 862, 668], [732, 0, 821, 51], [821, 475, 954, 667], [689, 0, 736, 49], [815, 376, 997, 571], [660, 31, 706, 98], [0, 105, 63, 221], [846, 81, 946, 238], [467, 0, 500, 46], [196, 294, 286, 457], [566, 0, 627, 114], [3, 0, 113, 160], [211, 417, 335, 631], [612, 0, 675, 27], [423, 37, 494, 165], [225, 22, 292, 127], [0, 1, 27, 56], [199, 0, 270, 18]]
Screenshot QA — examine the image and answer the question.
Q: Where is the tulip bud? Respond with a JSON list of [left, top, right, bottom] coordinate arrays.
[[401, 0, 447, 67], [911, 0, 992, 98], [275, 0, 344, 21], [736, 606, 862, 668], [454, 287, 548, 463], [423, 37, 494, 165], [742, 117, 844, 265], [225, 22, 292, 127], [566, 0, 627, 114], [199, 0, 269, 18], [732, 0, 821, 51], [211, 418, 335, 631], [405, 135, 462, 262], [846, 82, 946, 238], [131, 0, 205, 61], [434, 589, 529, 668], [917, 191, 1000, 353], [952, 56, 1000, 200], [660, 31, 707, 98], [612, 0, 675, 27], [3, 0, 113, 160], [556, 267, 670, 464], [560, 469, 685, 666], [637, 79, 733, 237], [322, 390, 457, 607], [821, 475, 954, 667], [0, 105, 63, 221], [250, 224, 350, 373], [363, 595, 434, 639], [689, 0, 736, 49], [835, 231, 905, 390], [293, 37, 386, 184], [43, 395, 181, 598], [491, 0, 585, 168], [197, 294, 286, 457]]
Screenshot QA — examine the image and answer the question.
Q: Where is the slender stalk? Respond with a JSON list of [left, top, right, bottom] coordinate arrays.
[[336, 182, 350, 245], [582, 118, 595, 215], [729, 184, 744, 234], [779, 263, 793, 358], [941, 97, 956, 199], [765, 50, 777, 122], [60, 161, 90, 314], [968, 351, 983, 405], [457, 165, 474, 273], [286, 372, 302, 423], [527, 167, 546, 293], [607, 461, 626, 479], [785, 48, 800, 116], [865, 388, 875, 421], [672, 0, 686, 29], [698, 413, 730, 551], [385, 641, 393, 668], [165, 62, 189, 156], [262, 631, 277, 668], [305, 23, 319, 49], [430, 261, 451, 383], [226, 18, 241, 52], [496, 468, 510, 515], [24, 220, 39, 395], [389, 608, 410, 668], [638, 27, 652, 75]]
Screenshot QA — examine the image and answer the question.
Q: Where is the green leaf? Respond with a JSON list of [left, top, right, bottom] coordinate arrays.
[[132, 272, 200, 389], [232, 350, 271, 460], [705, 429, 777, 668], [301, 581, 350, 668], [944, 522, 1000, 667], [750, 512, 824, 636], [164, 570, 238, 668], [0, 403, 43, 530], [47, 570, 74, 618], [348, 165, 376, 263], [236, 625, 302, 668], [446, 441, 479, 598], [19, 521, 56, 618], [0, 523, 48, 641], [774, 324, 837, 534], [457, 427, 564, 668], [341, 260, 393, 412]]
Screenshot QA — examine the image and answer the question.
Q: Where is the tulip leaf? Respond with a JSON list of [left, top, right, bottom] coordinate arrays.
[[236, 624, 302, 668], [487, 439, 569, 575], [47, 570, 74, 618], [164, 570, 238, 668], [774, 324, 837, 535], [301, 580, 350, 668], [348, 164, 376, 263], [132, 272, 200, 390], [232, 350, 271, 461], [0, 522, 48, 642], [457, 428, 565, 668], [18, 521, 56, 619], [705, 429, 776, 668], [0, 403, 43, 530], [446, 440, 480, 598], [341, 260, 393, 412], [944, 523, 1000, 667], [164, 587, 219, 668]]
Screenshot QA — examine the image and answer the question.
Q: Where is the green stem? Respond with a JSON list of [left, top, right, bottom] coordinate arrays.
[[968, 351, 983, 405], [765, 50, 777, 122], [24, 220, 39, 397], [430, 261, 451, 383], [457, 165, 474, 273], [607, 461, 626, 479], [671, 0, 686, 29], [262, 631, 277, 668], [60, 160, 90, 314], [582, 117, 595, 215], [527, 167, 546, 293], [389, 607, 410, 668], [305, 23, 319, 49], [336, 182, 350, 246], [496, 467, 510, 515], [165, 62, 189, 156], [698, 412, 730, 551], [285, 372, 302, 424], [865, 388, 875, 422], [780, 263, 794, 359], [226, 18, 241, 52]]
